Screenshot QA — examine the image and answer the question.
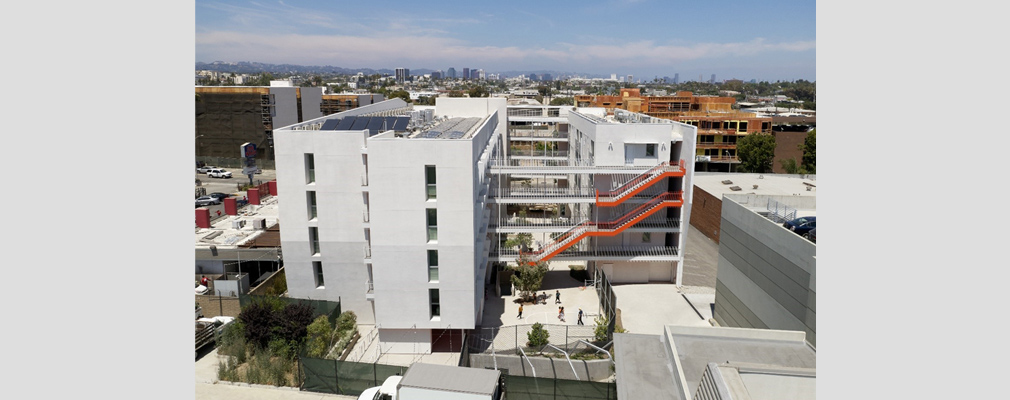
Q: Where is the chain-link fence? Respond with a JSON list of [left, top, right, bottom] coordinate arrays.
[[594, 265, 617, 340], [468, 324, 598, 355]]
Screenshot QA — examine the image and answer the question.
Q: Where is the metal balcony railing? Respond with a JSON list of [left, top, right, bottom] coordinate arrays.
[[510, 149, 569, 158], [363, 209, 370, 222], [364, 244, 371, 258], [489, 186, 596, 198], [509, 129, 567, 138], [365, 279, 373, 293], [493, 246, 680, 259]]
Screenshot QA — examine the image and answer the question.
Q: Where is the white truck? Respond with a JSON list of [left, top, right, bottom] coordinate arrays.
[[357, 363, 502, 400]]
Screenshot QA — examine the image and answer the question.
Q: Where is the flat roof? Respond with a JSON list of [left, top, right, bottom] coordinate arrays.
[[614, 333, 680, 400], [693, 172, 816, 200], [668, 326, 815, 399], [195, 196, 280, 253], [398, 363, 500, 395]]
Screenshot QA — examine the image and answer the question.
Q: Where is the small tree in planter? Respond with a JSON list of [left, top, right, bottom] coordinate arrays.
[[527, 322, 550, 348], [510, 253, 548, 303]]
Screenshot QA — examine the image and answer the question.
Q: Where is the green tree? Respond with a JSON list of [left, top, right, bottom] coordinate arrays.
[[550, 97, 573, 106], [736, 133, 776, 173], [504, 232, 533, 251], [780, 158, 801, 174], [801, 130, 816, 173], [510, 253, 548, 302], [303, 315, 333, 358], [388, 89, 410, 102], [467, 85, 488, 98], [448, 90, 465, 98]]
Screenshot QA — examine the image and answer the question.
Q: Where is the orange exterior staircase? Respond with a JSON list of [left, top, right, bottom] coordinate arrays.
[[595, 160, 686, 206], [521, 191, 684, 263]]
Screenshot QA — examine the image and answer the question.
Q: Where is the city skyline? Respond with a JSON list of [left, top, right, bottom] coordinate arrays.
[[196, 0, 816, 82]]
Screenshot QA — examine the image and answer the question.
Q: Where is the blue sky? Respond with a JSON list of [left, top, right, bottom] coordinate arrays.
[[196, 0, 815, 81]]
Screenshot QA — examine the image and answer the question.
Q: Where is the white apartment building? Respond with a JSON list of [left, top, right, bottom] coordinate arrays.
[[492, 106, 697, 283], [274, 99, 695, 355]]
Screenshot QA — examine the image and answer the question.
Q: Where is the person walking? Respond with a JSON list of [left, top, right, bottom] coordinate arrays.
[[555, 290, 561, 304], [577, 308, 584, 325], [560, 306, 566, 323], [517, 304, 524, 319]]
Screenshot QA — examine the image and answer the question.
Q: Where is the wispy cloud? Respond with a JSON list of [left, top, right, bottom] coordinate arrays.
[[197, 30, 814, 68]]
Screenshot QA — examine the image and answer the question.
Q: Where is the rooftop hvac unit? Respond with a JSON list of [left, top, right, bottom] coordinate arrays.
[[253, 218, 266, 230], [232, 220, 245, 230]]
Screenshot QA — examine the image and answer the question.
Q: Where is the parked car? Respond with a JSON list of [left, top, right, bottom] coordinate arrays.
[[208, 192, 231, 201], [207, 168, 232, 178], [784, 216, 816, 236], [197, 165, 218, 174], [195, 196, 220, 207], [804, 228, 816, 243]]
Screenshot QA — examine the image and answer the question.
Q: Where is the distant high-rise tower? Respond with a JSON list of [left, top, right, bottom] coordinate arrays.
[[395, 68, 409, 83], [463, 68, 470, 80], [674, 73, 679, 84], [447, 67, 456, 79], [710, 74, 716, 84], [627, 75, 633, 83], [470, 68, 478, 80], [611, 73, 617, 81]]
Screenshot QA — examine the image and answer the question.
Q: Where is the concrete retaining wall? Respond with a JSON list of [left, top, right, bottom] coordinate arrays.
[[470, 353, 612, 381]]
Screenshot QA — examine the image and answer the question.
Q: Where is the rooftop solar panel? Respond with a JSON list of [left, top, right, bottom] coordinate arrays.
[[335, 117, 356, 130], [320, 119, 340, 130], [350, 117, 370, 130], [393, 117, 410, 131], [366, 117, 385, 132]]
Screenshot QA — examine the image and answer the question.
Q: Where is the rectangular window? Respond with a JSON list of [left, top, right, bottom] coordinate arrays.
[[307, 191, 317, 220], [428, 250, 439, 282], [309, 227, 320, 255], [728, 121, 738, 130], [305, 154, 315, 184], [429, 289, 440, 317], [313, 261, 324, 288], [643, 233, 651, 243], [762, 122, 771, 131], [425, 165, 437, 200], [646, 144, 656, 157], [426, 209, 438, 242], [738, 121, 748, 132]]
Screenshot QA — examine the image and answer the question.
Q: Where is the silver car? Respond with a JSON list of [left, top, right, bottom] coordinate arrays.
[[195, 196, 221, 207]]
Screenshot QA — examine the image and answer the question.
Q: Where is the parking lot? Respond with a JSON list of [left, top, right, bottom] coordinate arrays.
[[195, 167, 277, 207]]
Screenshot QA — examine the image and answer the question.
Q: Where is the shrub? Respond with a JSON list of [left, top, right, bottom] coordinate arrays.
[[527, 322, 550, 347], [336, 311, 357, 335], [265, 271, 287, 296], [277, 302, 315, 343], [238, 301, 279, 348], [593, 315, 609, 342], [304, 315, 333, 358]]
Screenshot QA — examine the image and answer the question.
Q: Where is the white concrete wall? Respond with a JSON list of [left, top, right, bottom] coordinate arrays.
[[378, 328, 431, 354], [275, 125, 375, 323], [367, 135, 478, 331]]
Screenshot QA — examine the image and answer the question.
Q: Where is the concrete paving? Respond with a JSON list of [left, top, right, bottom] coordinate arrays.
[[611, 284, 710, 335], [482, 261, 601, 328]]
